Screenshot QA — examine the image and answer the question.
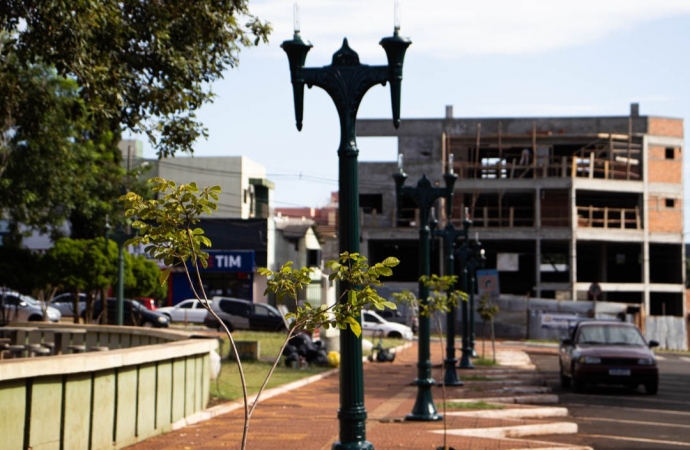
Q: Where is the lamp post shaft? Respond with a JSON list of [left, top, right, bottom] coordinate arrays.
[[117, 243, 125, 326], [436, 225, 466, 385], [407, 203, 440, 421], [457, 222, 475, 369]]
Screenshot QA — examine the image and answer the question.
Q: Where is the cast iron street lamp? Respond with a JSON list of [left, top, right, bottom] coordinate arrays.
[[106, 220, 133, 326], [282, 5, 410, 448], [393, 163, 455, 421], [431, 158, 467, 385], [455, 213, 475, 368], [455, 215, 485, 368], [467, 235, 485, 358]]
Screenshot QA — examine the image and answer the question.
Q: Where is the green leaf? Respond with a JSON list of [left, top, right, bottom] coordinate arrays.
[[345, 316, 362, 337]]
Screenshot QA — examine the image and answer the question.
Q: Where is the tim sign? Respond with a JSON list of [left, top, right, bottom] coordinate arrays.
[[202, 250, 254, 273]]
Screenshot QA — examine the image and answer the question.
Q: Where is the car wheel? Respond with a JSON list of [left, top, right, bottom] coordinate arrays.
[[220, 321, 234, 333], [559, 364, 571, 388], [571, 364, 585, 393], [387, 331, 402, 339], [163, 313, 172, 321], [28, 315, 42, 322], [142, 321, 154, 328], [572, 376, 585, 393], [644, 380, 658, 395]]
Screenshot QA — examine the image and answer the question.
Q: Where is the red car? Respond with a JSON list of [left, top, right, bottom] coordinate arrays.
[[137, 297, 157, 311], [559, 320, 659, 395]]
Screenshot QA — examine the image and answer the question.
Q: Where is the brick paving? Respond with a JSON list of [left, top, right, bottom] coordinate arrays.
[[125, 341, 583, 450]]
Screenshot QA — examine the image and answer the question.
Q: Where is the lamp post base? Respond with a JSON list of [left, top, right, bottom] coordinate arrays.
[[459, 348, 474, 369], [442, 357, 464, 386], [332, 441, 374, 450], [406, 378, 443, 422]]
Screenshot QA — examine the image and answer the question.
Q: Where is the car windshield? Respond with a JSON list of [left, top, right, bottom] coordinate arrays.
[[576, 325, 647, 346]]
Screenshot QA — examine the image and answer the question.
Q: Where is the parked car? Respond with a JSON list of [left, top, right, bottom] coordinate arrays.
[[361, 310, 414, 340], [88, 298, 169, 328], [49, 292, 88, 318], [157, 299, 211, 324], [0, 288, 61, 323], [204, 297, 288, 332], [378, 306, 418, 333], [559, 319, 659, 394]]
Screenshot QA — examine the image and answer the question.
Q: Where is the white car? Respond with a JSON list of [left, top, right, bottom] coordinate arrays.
[[1, 289, 62, 323], [156, 299, 212, 324], [362, 310, 414, 340]]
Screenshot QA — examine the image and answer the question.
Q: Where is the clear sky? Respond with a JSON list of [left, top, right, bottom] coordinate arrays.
[[136, 0, 690, 230]]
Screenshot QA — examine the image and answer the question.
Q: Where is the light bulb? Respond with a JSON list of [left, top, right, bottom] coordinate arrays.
[[394, 0, 401, 31], [448, 153, 454, 174], [398, 154, 404, 170], [293, 2, 301, 34]]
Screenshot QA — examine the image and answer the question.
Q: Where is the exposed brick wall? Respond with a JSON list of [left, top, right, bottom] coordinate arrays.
[[648, 145, 682, 184], [647, 195, 683, 232], [648, 118, 684, 137]]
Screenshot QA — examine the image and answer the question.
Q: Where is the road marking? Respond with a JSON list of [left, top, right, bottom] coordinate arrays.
[[579, 416, 690, 429], [656, 355, 667, 360], [583, 433, 690, 447], [680, 356, 690, 363]]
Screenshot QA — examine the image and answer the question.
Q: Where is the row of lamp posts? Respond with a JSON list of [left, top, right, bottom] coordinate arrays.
[[393, 156, 486, 419]]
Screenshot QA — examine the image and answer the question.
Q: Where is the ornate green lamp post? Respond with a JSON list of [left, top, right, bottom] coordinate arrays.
[[432, 157, 466, 385], [467, 236, 485, 358], [106, 220, 133, 326], [393, 163, 454, 421], [455, 213, 475, 369], [282, 5, 410, 448]]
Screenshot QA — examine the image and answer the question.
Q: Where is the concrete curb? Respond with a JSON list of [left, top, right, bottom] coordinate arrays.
[[450, 394, 561, 404], [439, 422, 579, 438], [447, 406, 569, 419]]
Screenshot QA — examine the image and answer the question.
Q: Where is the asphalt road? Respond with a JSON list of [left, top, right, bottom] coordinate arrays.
[[526, 347, 690, 449]]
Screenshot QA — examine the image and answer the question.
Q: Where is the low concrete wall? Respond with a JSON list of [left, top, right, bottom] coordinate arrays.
[[0, 325, 218, 450]]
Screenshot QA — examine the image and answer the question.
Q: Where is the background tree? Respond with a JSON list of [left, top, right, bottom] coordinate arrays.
[[0, 246, 43, 292], [477, 294, 499, 362], [44, 237, 135, 323], [1, 2, 270, 243], [126, 254, 167, 303], [0, 34, 119, 243], [1, 1, 270, 157]]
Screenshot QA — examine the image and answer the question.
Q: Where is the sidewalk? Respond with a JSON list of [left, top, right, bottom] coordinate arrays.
[[125, 340, 590, 450]]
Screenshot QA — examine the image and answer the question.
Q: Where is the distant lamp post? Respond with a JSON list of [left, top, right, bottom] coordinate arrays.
[[432, 154, 466, 385], [282, 2, 411, 448], [393, 159, 455, 421], [106, 218, 133, 326], [456, 214, 485, 368], [455, 211, 475, 369], [467, 234, 485, 357]]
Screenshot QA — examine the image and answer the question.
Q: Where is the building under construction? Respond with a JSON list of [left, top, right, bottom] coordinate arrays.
[[356, 104, 685, 321]]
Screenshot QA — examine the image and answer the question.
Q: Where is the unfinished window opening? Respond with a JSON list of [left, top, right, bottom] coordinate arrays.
[[360, 194, 383, 214], [307, 249, 321, 268], [576, 191, 641, 229], [541, 242, 570, 283], [460, 192, 534, 228], [396, 196, 417, 227], [665, 198, 675, 208], [665, 147, 675, 159]]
